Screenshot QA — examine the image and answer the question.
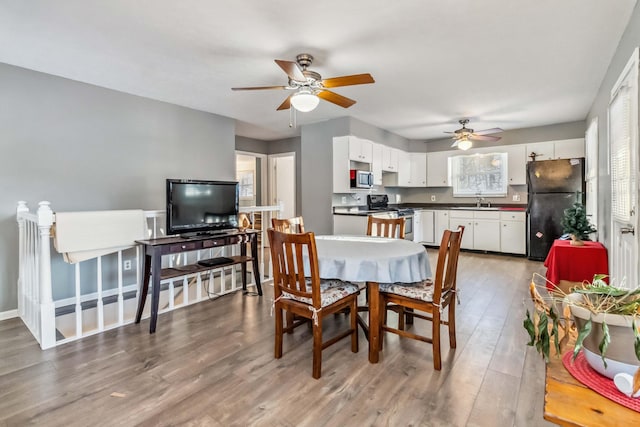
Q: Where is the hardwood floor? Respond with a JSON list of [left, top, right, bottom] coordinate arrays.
[[0, 250, 553, 426]]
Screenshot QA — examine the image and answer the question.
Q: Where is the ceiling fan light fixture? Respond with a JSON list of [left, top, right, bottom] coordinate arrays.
[[290, 88, 319, 112], [457, 137, 473, 151]]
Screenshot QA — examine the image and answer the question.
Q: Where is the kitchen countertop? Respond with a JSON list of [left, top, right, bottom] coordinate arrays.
[[333, 204, 527, 215]]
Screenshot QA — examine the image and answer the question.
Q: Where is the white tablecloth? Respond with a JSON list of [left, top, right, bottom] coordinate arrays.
[[309, 235, 432, 283]]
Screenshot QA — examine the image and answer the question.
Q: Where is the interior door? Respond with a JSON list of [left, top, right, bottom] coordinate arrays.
[[609, 48, 639, 290], [268, 153, 296, 219]]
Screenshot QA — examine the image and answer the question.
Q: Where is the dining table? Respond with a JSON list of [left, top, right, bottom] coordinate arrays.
[[306, 235, 433, 363]]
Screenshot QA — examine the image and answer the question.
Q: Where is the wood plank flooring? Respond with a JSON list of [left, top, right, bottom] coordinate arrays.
[[0, 250, 554, 426]]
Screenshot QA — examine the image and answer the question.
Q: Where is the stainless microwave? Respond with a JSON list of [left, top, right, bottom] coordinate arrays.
[[350, 169, 374, 188]]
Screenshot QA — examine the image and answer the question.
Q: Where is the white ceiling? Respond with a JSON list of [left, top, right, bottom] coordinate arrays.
[[0, 1, 636, 141]]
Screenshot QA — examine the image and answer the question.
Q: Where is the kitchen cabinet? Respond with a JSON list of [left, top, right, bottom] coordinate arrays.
[[414, 210, 435, 244], [449, 210, 475, 250], [383, 150, 411, 187], [500, 211, 526, 254], [434, 210, 449, 244], [526, 139, 585, 161], [427, 151, 451, 187], [381, 146, 399, 172], [333, 214, 367, 235], [371, 143, 383, 186], [553, 138, 585, 159], [473, 211, 501, 252], [348, 137, 373, 163], [502, 144, 527, 185], [409, 152, 427, 187], [333, 136, 375, 193]]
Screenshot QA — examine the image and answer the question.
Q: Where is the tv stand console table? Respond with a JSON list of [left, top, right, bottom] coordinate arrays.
[[134, 229, 262, 333]]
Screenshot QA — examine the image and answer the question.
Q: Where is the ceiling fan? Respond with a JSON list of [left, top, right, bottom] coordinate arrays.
[[231, 53, 375, 112], [446, 119, 503, 150]]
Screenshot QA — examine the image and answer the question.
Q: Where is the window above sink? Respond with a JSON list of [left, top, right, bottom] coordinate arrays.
[[451, 152, 508, 197]]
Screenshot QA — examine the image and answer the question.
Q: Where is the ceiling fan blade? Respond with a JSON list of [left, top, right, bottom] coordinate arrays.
[[232, 85, 287, 91], [275, 59, 306, 82], [321, 73, 375, 88], [473, 127, 503, 136], [276, 95, 292, 111], [471, 134, 501, 142], [317, 90, 357, 108]]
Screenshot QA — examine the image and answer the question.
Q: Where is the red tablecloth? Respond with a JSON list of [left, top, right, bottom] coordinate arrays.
[[544, 240, 608, 289]]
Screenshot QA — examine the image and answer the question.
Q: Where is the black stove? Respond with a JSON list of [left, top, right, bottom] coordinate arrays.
[[367, 194, 414, 216]]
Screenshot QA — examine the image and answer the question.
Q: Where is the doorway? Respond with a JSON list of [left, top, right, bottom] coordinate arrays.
[[235, 152, 267, 208], [268, 152, 296, 219]]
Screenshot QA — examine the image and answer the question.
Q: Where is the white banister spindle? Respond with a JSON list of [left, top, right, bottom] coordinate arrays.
[[37, 201, 56, 349], [75, 264, 82, 338], [97, 256, 104, 331], [117, 251, 124, 324]]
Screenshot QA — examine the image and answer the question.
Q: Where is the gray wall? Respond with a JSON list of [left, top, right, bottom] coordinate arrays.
[[0, 63, 236, 312], [586, 1, 640, 249]]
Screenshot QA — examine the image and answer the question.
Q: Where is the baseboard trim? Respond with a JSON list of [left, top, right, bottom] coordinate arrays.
[[0, 309, 19, 321]]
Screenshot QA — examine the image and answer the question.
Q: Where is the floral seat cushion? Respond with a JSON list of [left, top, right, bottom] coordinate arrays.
[[282, 279, 359, 307], [379, 279, 436, 302]]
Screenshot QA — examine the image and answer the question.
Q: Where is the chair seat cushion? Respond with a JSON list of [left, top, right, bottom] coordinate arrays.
[[379, 279, 435, 302], [282, 279, 359, 307]]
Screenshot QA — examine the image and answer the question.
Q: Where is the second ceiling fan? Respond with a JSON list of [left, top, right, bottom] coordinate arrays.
[[446, 119, 503, 150], [231, 53, 375, 112]]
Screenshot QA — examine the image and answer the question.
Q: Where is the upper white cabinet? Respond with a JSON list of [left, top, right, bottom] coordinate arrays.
[[333, 136, 373, 193], [426, 151, 452, 187], [383, 150, 411, 187], [348, 136, 373, 163], [502, 144, 527, 185], [381, 146, 399, 172], [554, 138, 585, 160], [371, 143, 383, 186], [526, 139, 585, 161], [409, 152, 427, 187]]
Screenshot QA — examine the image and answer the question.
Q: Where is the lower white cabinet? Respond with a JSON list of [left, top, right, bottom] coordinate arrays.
[[333, 215, 368, 235], [499, 211, 526, 254], [473, 218, 501, 252], [414, 210, 435, 244], [434, 210, 450, 244], [449, 211, 475, 250]]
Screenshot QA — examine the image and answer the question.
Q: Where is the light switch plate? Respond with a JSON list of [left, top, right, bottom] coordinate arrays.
[[513, 194, 521, 202], [431, 195, 436, 202], [341, 196, 347, 204]]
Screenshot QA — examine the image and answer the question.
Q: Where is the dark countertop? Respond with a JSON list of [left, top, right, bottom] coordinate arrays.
[[333, 203, 527, 216]]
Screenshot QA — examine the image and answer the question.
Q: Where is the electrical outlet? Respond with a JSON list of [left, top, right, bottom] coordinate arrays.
[[396, 194, 401, 203], [123, 260, 132, 271], [341, 196, 347, 204], [513, 194, 521, 202], [430, 195, 436, 202]]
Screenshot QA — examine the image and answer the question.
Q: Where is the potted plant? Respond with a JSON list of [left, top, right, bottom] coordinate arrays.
[[524, 274, 640, 380], [560, 202, 596, 245]]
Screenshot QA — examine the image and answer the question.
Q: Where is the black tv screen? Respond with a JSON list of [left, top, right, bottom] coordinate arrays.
[[166, 179, 239, 236]]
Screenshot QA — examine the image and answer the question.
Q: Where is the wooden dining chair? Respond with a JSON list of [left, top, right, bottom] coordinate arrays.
[[366, 215, 405, 239], [271, 216, 305, 233], [270, 216, 306, 333], [268, 229, 360, 379], [378, 226, 464, 370]]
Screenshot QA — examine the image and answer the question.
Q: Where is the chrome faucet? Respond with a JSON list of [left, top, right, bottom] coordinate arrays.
[[476, 196, 485, 208]]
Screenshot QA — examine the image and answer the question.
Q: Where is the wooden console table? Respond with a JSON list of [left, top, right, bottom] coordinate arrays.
[[544, 340, 638, 425], [134, 229, 262, 333]]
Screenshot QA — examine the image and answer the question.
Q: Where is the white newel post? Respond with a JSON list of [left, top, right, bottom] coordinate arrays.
[[16, 201, 29, 318], [37, 201, 56, 349]]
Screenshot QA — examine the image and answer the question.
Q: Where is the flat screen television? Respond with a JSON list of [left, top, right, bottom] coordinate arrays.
[[166, 179, 239, 236]]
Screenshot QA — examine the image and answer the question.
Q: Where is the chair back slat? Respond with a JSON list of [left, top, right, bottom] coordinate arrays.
[[272, 216, 305, 234], [432, 226, 464, 303], [268, 229, 321, 306], [366, 216, 405, 239]]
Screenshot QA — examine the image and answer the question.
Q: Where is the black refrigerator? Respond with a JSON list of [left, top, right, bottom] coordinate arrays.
[[527, 158, 585, 261]]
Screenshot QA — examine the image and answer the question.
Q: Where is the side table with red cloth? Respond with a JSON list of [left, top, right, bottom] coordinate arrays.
[[544, 239, 609, 290]]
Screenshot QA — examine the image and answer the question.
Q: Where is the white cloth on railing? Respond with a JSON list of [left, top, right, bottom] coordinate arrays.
[[53, 210, 146, 263]]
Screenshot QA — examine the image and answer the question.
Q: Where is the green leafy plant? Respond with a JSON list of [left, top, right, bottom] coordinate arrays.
[[524, 273, 640, 365], [560, 202, 596, 241]]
